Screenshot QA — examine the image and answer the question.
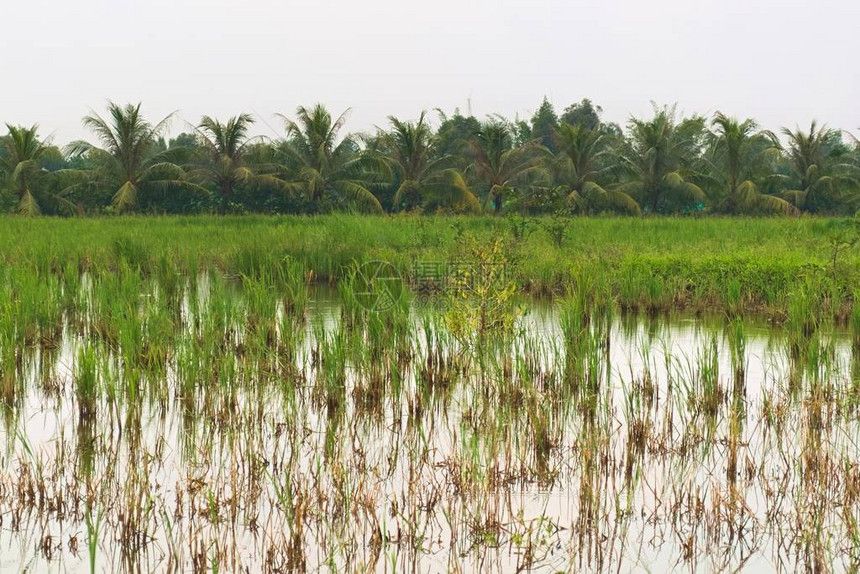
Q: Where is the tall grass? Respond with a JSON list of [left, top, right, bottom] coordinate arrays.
[[0, 216, 858, 571], [0, 215, 856, 318]]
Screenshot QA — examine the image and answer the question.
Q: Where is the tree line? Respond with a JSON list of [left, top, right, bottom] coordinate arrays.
[[1, 98, 858, 216]]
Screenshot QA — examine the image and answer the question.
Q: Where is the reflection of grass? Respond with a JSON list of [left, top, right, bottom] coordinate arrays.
[[1, 216, 860, 571], [75, 343, 98, 419], [85, 505, 102, 574]]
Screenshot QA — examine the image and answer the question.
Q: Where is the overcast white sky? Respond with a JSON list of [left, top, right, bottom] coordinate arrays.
[[2, 0, 857, 144]]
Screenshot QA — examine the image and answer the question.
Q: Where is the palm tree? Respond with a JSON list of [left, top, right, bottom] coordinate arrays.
[[0, 125, 78, 216], [616, 105, 706, 213], [552, 123, 640, 215], [276, 104, 386, 213], [385, 112, 479, 213], [186, 114, 285, 213], [704, 113, 795, 214], [779, 121, 858, 213], [68, 102, 191, 213], [465, 119, 545, 214]]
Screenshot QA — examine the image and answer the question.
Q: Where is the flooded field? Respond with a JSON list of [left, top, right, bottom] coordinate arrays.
[[0, 263, 859, 573]]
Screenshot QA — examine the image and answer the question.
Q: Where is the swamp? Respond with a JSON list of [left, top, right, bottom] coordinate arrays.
[[0, 216, 859, 572]]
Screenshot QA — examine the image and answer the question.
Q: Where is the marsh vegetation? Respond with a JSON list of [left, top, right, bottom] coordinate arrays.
[[1, 217, 860, 571]]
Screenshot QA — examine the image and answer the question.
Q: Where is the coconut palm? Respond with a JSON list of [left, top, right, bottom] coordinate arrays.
[[551, 123, 640, 215], [465, 119, 546, 214], [68, 102, 192, 213], [186, 114, 285, 213], [779, 121, 859, 213], [276, 104, 386, 213], [616, 105, 706, 213], [385, 112, 479, 213], [0, 125, 79, 216], [703, 113, 795, 214]]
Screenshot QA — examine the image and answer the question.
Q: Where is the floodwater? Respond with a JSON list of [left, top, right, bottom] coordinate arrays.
[[0, 284, 857, 572]]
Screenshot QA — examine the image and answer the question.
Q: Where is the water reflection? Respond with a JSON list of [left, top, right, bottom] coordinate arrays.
[[0, 280, 856, 572]]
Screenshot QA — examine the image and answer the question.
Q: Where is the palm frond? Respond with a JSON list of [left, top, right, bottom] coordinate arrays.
[[112, 180, 138, 212]]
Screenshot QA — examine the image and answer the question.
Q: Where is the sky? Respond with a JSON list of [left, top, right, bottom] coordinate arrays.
[[2, 0, 858, 144]]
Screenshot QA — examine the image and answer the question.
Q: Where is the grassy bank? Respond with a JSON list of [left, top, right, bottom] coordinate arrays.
[[0, 214, 856, 318]]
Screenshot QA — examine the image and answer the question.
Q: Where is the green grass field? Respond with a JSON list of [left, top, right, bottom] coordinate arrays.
[[1, 214, 856, 317]]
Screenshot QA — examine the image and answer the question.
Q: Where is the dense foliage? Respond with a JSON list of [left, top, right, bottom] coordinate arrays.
[[1, 99, 858, 216]]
